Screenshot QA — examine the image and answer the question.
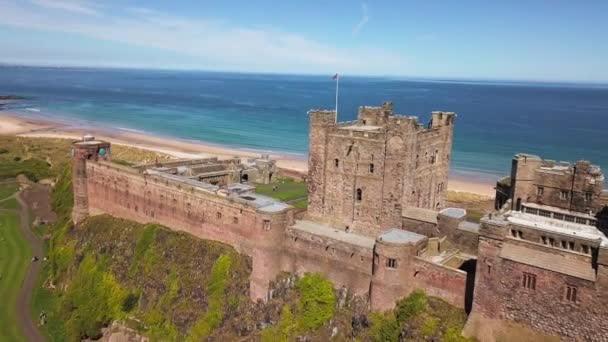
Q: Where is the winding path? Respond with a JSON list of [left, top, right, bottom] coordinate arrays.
[[13, 192, 44, 342]]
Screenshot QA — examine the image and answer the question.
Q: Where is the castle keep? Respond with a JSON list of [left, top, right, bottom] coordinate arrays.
[[71, 102, 608, 341]]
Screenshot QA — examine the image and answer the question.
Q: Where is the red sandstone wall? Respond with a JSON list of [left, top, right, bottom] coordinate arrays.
[[85, 161, 290, 301], [473, 238, 608, 341], [410, 258, 467, 308], [281, 228, 373, 296]]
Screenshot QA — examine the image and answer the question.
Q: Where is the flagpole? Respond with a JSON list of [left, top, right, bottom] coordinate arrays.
[[335, 74, 339, 123]]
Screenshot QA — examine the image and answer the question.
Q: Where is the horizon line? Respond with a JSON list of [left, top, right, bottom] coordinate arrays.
[[1, 62, 608, 86]]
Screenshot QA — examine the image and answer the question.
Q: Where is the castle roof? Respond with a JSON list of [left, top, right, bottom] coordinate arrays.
[[402, 206, 438, 224], [291, 220, 375, 249], [507, 210, 608, 247], [377, 228, 426, 245], [499, 243, 596, 281]]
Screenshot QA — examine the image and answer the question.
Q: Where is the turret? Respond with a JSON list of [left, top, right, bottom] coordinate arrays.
[[71, 135, 111, 224], [430, 111, 455, 128], [370, 229, 427, 311]]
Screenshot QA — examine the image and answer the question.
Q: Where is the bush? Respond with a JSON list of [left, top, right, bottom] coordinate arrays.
[[186, 254, 232, 341], [261, 305, 295, 342], [396, 289, 427, 323], [0, 148, 8, 154], [122, 293, 140, 313], [369, 312, 400, 342], [63, 253, 126, 340], [421, 317, 440, 339], [294, 273, 335, 331]]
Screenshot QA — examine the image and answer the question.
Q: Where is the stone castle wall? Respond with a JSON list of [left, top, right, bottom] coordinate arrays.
[[84, 161, 290, 301], [473, 235, 608, 341], [511, 155, 605, 213], [282, 228, 374, 296]]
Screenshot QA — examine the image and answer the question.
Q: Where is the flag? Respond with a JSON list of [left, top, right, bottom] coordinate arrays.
[[332, 73, 339, 80]]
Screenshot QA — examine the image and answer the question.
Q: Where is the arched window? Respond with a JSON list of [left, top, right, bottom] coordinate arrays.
[[369, 163, 374, 174], [356, 188, 362, 201], [334, 158, 339, 168]]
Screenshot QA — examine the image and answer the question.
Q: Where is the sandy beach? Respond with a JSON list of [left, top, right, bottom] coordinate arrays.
[[0, 112, 496, 197]]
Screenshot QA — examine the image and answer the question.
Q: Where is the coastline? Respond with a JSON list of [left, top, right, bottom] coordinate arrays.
[[0, 112, 497, 197]]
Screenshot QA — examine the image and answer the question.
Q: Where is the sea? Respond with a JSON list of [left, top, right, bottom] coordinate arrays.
[[1, 65, 607, 184]]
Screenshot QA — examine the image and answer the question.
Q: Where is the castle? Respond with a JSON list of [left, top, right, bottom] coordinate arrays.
[[71, 102, 608, 341]]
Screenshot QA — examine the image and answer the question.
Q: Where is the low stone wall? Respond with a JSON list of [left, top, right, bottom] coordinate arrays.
[[281, 228, 373, 296], [411, 258, 468, 309]]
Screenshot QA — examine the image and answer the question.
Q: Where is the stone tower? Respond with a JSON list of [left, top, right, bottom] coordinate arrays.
[[306, 102, 455, 237], [71, 135, 111, 224]]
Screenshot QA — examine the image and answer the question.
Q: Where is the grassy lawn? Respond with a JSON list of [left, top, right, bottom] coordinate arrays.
[[30, 226, 66, 342], [0, 211, 30, 342], [255, 178, 308, 208], [0, 182, 19, 200]]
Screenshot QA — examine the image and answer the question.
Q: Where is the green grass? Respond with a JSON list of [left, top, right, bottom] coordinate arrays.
[[0, 198, 20, 210], [255, 178, 308, 204], [0, 211, 31, 342], [0, 182, 19, 200]]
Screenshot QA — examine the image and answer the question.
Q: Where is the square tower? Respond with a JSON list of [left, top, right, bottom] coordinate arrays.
[[306, 101, 455, 237]]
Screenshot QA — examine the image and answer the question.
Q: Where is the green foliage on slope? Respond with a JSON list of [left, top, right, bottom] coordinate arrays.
[[294, 273, 335, 331]]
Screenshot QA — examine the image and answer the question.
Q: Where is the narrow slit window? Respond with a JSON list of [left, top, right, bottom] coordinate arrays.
[[356, 188, 362, 201]]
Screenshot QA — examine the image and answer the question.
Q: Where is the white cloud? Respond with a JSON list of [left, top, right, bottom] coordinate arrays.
[[29, 0, 99, 16], [0, 1, 408, 75], [352, 3, 369, 35]]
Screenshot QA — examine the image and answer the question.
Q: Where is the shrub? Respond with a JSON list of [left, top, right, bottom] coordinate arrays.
[[122, 293, 140, 313], [421, 317, 440, 339], [63, 253, 126, 340], [261, 305, 295, 342], [396, 289, 427, 323], [0, 148, 8, 154], [369, 312, 400, 342], [186, 254, 232, 341], [294, 273, 335, 331]]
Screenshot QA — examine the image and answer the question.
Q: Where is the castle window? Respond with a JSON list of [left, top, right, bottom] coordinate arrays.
[[538, 209, 551, 218], [356, 188, 362, 201], [549, 237, 555, 246], [560, 191, 569, 200], [510, 229, 518, 238], [561, 240, 567, 249], [537, 187, 544, 196], [575, 217, 587, 224], [522, 272, 536, 290], [541, 236, 548, 245], [334, 158, 339, 168], [564, 215, 575, 222], [387, 258, 397, 268], [369, 163, 374, 174], [216, 212, 222, 220], [233, 217, 238, 225], [565, 285, 577, 302], [585, 192, 592, 201], [374, 253, 379, 265], [568, 241, 575, 250], [553, 213, 564, 220], [262, 219, 271, 231], [581, 244, 590, 254]]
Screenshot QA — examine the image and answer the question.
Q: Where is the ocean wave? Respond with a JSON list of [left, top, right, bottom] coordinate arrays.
[[25, 107, 41, 112], [116, 126, 145, 133]]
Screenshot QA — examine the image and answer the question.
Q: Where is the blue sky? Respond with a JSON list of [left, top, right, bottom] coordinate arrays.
[[0, 0, 607, 82]]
